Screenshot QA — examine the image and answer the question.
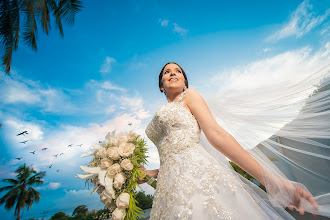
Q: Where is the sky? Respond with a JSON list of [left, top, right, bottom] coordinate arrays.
[[0, 0, 329, 219]]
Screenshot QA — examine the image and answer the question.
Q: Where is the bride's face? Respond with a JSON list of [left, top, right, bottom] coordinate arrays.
[[161, 63, 185, 92]]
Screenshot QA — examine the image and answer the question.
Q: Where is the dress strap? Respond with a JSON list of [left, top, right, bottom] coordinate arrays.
[[174, 90, 186, 103]]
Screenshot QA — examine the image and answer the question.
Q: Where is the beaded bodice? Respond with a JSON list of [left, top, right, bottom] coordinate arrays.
[[145, 91, 201, 165], [144, 91, 268, 220]]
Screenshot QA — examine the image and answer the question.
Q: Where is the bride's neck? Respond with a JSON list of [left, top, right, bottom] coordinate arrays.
[[166, 89, 184, 103]]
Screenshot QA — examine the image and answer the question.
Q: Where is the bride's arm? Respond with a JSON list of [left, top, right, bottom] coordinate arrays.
[[185, 88, 318, 215], [185, 88, 265, 185]]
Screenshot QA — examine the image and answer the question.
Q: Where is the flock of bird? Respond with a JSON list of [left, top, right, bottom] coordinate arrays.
[[14, 122, 133, 172], [15, 130, 83, 174]]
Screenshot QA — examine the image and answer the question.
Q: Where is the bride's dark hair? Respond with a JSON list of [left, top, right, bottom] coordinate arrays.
[[159, 62, 189, 93]]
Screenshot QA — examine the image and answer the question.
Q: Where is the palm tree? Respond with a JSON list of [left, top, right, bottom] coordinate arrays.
[[72, 204, 88, 216], [0, 0, 83, 74], [0, 164, 46, 220]]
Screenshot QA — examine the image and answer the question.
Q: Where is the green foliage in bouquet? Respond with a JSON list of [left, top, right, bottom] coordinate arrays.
[[122, 136, 149, 220]]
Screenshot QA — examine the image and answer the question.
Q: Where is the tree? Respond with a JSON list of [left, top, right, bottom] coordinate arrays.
[[135, 190, 153, 210], [0, 164, 46, 220], [49, 211, 70, 220], [72, 204, 88, 216], [0, 0, 83, 74]]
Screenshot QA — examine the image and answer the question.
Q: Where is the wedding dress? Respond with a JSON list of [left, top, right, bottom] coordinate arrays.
[[145, 92, 285, 220], [145, 64, 330, 220]]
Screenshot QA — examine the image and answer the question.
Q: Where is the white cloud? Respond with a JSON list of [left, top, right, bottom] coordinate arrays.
[[0, 73, 77, 114], [263, 48, 271, 53], [49, 182, 61, 189], [159, 19, 169, 27], [54, 189, 103, 211], [267, 0, 330, 41], [5, 118, 44, 142], [135, 109, 151, 119], [173, 23, 188, 36], [210, 42, 330, 92], [36, 182, 61, 190], [100, 57, 116, 74], [159, 19, 188, 36]]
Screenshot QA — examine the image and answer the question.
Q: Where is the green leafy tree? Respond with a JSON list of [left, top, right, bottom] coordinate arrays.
[[135, 190, 153, 210], [0, 0, 83, 74], [50, 211, 70, 220], [0, 164, 46, 220], [72, 204, 88, 216]]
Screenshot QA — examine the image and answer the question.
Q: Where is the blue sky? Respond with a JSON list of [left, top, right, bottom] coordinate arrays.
[[0, 0, 329, 219]]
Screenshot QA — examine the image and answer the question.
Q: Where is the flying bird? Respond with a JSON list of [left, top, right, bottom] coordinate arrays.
[[56, 169, 60, 172], [20, 140, 28, 144], [29, 151, 36, 154], [15, 157, 23, 160], [41, 148, 48, 151], [128, 122, 132, 126], [59, 153, 64, 156], [53, 154, 58, 158], [49, 165, 53, 168], [17, 131, 28, 136], [67, 144, 73, 147], [77, 144, 83, 147]]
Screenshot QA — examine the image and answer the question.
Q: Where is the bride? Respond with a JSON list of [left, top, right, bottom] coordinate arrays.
[[138, 62, 329, 219]]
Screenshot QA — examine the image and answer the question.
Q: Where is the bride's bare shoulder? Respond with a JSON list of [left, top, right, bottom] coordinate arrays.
[[185, 88, 204, 102]]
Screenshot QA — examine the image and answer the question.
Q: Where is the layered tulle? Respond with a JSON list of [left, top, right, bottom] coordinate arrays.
[[202, 64, 330, 218]]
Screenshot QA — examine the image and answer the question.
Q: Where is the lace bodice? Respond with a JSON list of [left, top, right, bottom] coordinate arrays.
[[145, 91, 201, 165]]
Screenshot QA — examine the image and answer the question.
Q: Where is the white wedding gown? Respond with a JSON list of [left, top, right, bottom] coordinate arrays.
[[145, 91, 284, 220]]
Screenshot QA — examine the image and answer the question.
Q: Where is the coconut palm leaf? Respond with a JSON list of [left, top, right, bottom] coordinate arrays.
[[0, 0, 83, 74], [0, 164, 46, 220]]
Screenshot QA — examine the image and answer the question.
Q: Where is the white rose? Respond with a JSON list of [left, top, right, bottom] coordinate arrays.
[[96, 147, 107, 158], [117, 133, 128, 146], [107, 163, 122, 176], [107, 147, 120, 160], [120, 159, 133, 171], [113, 172, 126, 189], [111, 208, 126, 220], [100, 158, 113, 169], [118, 143, 135, 157], [100, 189, 112, 204], [116, 192, 130, 208], [127, 131, 136, 141], [111, 138, 119, 146]]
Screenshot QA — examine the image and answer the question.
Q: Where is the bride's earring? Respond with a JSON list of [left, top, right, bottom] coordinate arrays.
[[161, 88, 166, 95]]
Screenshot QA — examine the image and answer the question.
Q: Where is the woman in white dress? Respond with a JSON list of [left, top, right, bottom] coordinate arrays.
[[138, 62, 326, 220]]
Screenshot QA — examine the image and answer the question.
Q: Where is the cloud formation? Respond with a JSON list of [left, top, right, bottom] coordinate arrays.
[[267, 0, 330, 41], [159, 19, 188, 36], [100, 57, 116, 74]]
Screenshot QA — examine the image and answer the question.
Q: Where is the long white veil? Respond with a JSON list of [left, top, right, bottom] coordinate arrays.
[[201, 64, 330, 219]]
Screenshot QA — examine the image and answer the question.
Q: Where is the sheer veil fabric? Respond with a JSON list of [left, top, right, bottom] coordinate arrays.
[[201, 64, 330, 218]]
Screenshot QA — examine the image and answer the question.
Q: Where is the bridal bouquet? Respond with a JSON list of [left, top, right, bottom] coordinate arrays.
[[76, 130, 156, 220]]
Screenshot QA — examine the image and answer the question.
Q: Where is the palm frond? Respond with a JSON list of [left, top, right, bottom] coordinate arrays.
[[0, 185, 15, 193], [21, 0, 38, 51], [46, 0, 63, 36], [26, 187, 40, 210], [1, 178, 19, 185], [40, 0, 50, 34], [0, 186, 20, 207], [0, 0, 19, 74], [27, 171, 45, 185], [58, 0, 82, 25]]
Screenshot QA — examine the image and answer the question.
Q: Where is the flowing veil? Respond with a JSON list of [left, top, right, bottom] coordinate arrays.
[[200, 64, 330, 219]]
